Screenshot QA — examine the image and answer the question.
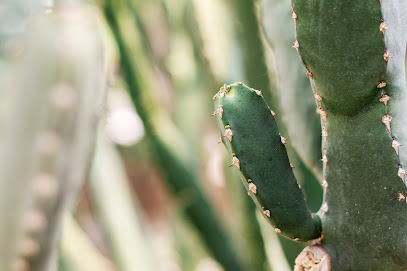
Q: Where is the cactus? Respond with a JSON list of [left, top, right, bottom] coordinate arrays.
[[0, 3, 106, 270], [213, 0, 407, 269]]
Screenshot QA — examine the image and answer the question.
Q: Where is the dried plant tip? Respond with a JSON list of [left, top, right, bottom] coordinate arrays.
[[224, 128, 233, 142], [290, 163, 294, 168], [253, 89, 262, 96], [397, 193, 406, 202], [377, 81, 387, 89], [294, 246, 331, 271], [263, 210, 271, 217], [248, 179, 252, 182], [319, 107, 327, 121], [292, 40, 299, 52], [275, 228, 281, 234], [229, 156, 240, 169], [314, 93, 322, 102], [306, 71, 313, 78], [322, 179, 328, 188], [280, 136, 287, 145], [322, 126, 328, 142], [398, 168, 406, 182], [292, 11, 297, 20], [383, 51, 391, 62], [248, 183, 257, 194], [392, 139, 401, 155], [380, 21, 388, 35], [382, 114, 392, 135], [379, 94, 390, 105], [270, 110, 276, 116], [217, 106, 223, 118]]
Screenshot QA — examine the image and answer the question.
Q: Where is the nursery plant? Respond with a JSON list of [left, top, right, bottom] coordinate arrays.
[[213, 0, 407, 270]]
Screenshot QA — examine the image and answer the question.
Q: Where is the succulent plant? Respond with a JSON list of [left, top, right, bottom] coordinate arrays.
[[213, 1, 407, 270]]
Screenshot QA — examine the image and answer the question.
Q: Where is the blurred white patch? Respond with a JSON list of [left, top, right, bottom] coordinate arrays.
[[105, 107, 145, 146]]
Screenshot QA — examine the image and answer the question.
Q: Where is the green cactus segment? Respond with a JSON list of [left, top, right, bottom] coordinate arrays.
[[322, 109, 407, 270], [292, 0, 386, 116], [214, 83, 321, 241], [291, 0, 407, 269]]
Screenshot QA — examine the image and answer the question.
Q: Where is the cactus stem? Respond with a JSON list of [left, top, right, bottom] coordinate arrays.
[[377, 81, 387, 88], [263, 210, 271, 217], [379, 20, 388, 34], [379, 94, 390, 105], [248, 183, 257, 194], [292, 39, 299, 52], [392, 138, 401, 155], [381, 114, 392, 135], [383, 51, 391, 62]]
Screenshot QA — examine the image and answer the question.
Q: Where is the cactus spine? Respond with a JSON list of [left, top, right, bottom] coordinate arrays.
[[0, 4, 106, 270], [214, 0, 407, 269]]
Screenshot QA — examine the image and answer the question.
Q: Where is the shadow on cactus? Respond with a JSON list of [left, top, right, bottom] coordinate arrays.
[[213, 1, 407, 270]]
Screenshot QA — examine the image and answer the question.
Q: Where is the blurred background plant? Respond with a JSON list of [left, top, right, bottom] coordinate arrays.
[[0, 0, 323, 270]]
